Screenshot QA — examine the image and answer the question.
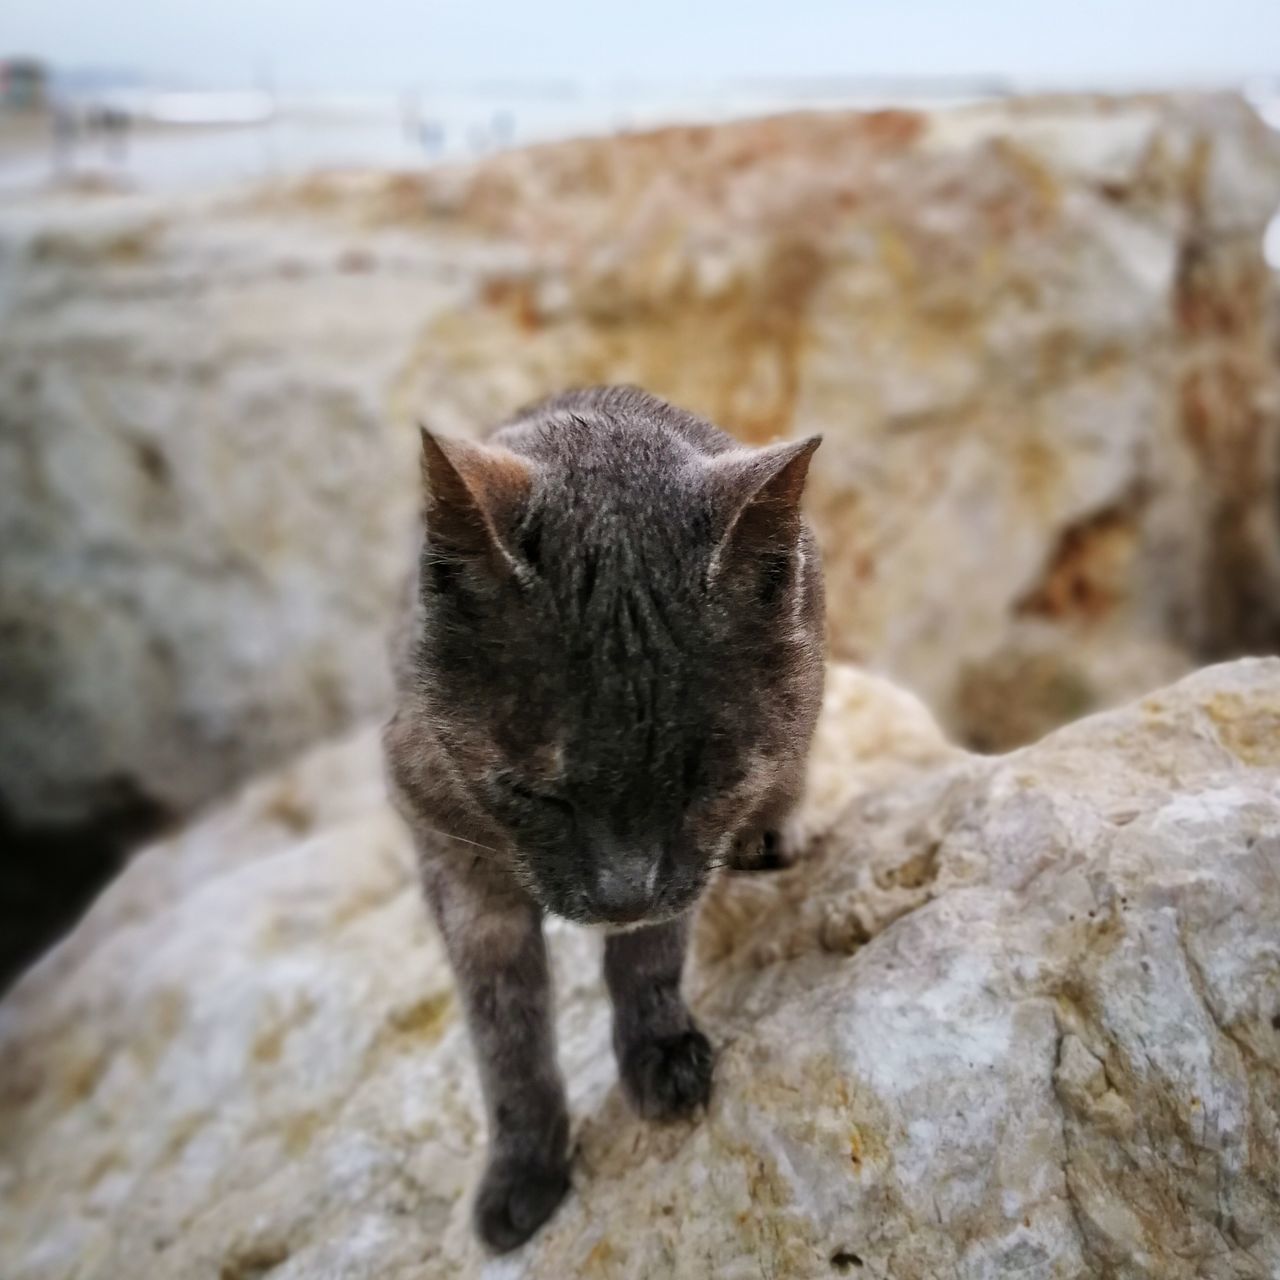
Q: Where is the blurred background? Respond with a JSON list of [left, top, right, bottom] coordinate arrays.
[[2, 0, 1278, 986]]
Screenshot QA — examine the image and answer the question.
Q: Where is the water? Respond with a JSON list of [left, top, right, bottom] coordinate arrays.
[[0, 82, 1002, 196]]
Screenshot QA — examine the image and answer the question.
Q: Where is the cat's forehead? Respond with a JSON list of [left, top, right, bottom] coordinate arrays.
[[531, 463, 706, 549]]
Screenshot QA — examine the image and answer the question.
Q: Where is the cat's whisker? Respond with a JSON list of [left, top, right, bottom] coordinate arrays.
[[418, 825, 507, 860]]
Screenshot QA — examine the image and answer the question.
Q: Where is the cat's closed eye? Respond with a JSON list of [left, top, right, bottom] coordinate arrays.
[[495, 778, 575, 820]]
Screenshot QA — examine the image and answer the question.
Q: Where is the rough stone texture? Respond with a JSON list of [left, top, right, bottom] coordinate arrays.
[[3, 94, 1279, 851], [0, 196, 426, 831], [2, 658, 1278, 1280]]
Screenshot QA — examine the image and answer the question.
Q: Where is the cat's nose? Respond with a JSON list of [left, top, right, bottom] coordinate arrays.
[[589, 855, 658, 924]]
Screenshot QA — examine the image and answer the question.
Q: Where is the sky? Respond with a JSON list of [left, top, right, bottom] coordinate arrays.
[[5, 0, 1280, 91]]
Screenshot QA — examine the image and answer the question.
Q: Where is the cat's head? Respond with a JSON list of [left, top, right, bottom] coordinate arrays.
[[412, 398, 824, 927]]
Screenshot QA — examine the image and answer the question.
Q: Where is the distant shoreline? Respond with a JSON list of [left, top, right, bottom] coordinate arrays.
[[2, 80, 1278, 203]]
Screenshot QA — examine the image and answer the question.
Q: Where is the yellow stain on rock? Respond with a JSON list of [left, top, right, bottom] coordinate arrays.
[[582, 1238, 614, 1271], [1204, 691, 1280, 768], [848, 1127, 865, 1168], [280, 1108, 325, 1158], [259, 783, 314, 834], [376, 990, 455, 1054]]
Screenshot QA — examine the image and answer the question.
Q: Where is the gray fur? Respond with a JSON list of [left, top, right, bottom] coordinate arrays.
[[384, 386, 825, 1251]]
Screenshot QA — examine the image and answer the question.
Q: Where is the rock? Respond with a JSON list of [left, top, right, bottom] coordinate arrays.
[[3, 95, 1279, 854], [2, 657, 1278, 1279], [390, 94, 1280, 750], [0, 194, 426, 832]]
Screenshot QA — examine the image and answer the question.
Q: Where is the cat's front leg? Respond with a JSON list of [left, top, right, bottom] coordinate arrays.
[[603, 916, 712, 1119], [421, 853, 570, 1252]]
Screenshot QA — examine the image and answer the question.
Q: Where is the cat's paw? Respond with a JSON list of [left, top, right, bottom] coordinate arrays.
[[473, 1153, 571, 1253], [619, 1026, 714, 1120], [728, 826, 799, 873]]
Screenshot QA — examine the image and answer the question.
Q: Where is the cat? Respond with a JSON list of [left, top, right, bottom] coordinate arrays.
[[383, 386, 825, 1251]]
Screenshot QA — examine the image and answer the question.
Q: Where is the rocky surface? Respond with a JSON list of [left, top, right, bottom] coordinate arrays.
[[2, 657, 1278, 1280], [2, 94, 1279, 859]]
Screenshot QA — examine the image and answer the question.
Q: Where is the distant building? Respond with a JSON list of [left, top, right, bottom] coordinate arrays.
[[1, 58, 48, 112]]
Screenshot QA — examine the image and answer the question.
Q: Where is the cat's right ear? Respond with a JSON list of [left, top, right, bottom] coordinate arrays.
[[418, 426, 533, 572]]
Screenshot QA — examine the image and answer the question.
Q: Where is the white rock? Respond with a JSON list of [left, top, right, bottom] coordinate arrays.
[[2, 659, 1277, 1279]]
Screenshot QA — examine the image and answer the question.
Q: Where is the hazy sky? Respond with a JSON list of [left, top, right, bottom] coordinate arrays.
[[6, 0, 1279, 90]]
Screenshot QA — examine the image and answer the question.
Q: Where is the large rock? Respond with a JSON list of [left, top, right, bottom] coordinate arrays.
[[2, 95, 1279, 850], [2, 658, 1278, 1279], [391, 94, 1280, 749]]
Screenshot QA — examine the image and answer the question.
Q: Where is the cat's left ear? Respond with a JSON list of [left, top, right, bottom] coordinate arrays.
[[707, 435, 821, 569], [418, 425, 533, 570]]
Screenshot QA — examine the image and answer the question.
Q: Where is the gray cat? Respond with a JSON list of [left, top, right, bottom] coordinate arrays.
[[383, 386, 825, 1251]]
